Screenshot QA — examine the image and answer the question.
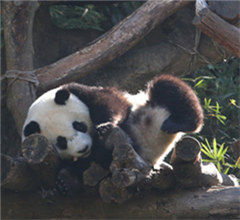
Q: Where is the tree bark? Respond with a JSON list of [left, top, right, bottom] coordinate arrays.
[[193, 2, 240, 58], [77, 6, 234, 93], [1, 154, 39, 191], [2, 1, 39, 134], [35, 0, 190, 92], [2, 186, 239, 219], [22, 134, 61, 188]]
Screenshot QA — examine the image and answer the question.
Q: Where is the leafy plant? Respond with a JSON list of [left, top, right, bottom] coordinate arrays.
[[203, 98, 226, 125], [183, 57, 240, 178], [184, 57, 240, 145], [201, 138, 240, 176], [50, 5, 106, 31], [49, 2, 143, 31]]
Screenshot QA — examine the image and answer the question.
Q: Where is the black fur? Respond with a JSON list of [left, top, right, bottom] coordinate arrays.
[[64, 83, 132, 126], [56, 136, 68, 150], [72, 121, 88, 133], [23, 121, 41, 137], [55, 89, 70, 105]]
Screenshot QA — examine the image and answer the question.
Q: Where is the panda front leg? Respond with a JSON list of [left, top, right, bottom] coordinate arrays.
[[96, 122, 115, 150], [147, 75, 204, 134]]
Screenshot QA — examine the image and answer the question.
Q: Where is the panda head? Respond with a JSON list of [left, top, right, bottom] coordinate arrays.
[[22, 87, 93, 160]]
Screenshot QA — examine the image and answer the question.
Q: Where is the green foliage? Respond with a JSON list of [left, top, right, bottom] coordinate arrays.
[[203, 98, 227, 125], [49, 2, 143, 31], [49, 5, 106, 31], [201, 138, 239, 175], [184, 57, 240, 144], [184, 57, 240, 178]]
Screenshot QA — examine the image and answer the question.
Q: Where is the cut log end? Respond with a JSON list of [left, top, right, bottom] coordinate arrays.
[[170, 136, 202, 166], [21, 134, 61, 188], [22, 134, 50, 164]]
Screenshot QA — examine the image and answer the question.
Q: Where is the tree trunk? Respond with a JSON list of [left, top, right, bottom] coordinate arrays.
[[2, 1, 39, 134]]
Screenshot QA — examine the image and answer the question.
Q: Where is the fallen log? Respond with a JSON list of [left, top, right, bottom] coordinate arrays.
[[2, 186, 240, 219]]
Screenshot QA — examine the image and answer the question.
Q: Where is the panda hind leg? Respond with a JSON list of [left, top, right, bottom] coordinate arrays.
[[147, 75, 204, 134]]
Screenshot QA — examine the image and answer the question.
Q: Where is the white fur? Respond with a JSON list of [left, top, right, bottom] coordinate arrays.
[[22, 87, 93, 159], [128, 105, 183, 167], [124, 91, 148, 111]]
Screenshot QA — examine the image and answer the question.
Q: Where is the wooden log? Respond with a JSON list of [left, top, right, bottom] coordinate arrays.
[[96, 124, 152, 189], [83, 162, 109, 187], [2, 186, 240, 219], [110, 143, 151, 188], [208, 0, 240, 23], [171, 136, 239, 187], [139, 162, 176, 191], [99, 177, 133, 204], [35, 0, 190, 92], [1, 154, 39, 191], [193, 4, 240, 58], [22, 134, 61, 188]]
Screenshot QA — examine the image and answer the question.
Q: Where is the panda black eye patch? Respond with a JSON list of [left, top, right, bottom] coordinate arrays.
[[56, 136, 68, 150], [72, 121, 88, 133]]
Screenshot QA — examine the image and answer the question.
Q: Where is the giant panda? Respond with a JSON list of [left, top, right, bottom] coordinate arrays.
[[22, 74, 203, 187]]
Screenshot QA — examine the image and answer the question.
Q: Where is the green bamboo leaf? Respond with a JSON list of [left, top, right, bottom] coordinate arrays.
[[194, 79, 204, 88], [224, 167, 230, 175], [217, 143, 225, 157], [217, 162, 222, 172], [201, 148, 215, 159], [221, 146, 228, 157], [213, 138, 218, 156], [202, 159, 215, 163]]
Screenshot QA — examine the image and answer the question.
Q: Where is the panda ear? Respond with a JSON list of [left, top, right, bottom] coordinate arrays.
[[23, 121, 41, 137], [55, 89, 70, 105]]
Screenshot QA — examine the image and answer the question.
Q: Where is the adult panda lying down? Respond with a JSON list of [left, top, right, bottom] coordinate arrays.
[[22, 74, 204, 192]]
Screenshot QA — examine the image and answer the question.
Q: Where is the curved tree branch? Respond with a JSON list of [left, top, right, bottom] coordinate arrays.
[[35, 0, 190, 92]]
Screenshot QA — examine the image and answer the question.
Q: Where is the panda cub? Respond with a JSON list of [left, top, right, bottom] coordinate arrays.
[[22, 75, 203, 174]]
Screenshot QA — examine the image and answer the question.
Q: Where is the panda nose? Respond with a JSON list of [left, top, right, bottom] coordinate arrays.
[[78, 145, 89, 154]]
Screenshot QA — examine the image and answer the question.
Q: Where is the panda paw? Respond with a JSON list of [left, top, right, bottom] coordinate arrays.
[[96, 122, 114, 140], [55, 175, 69, 196], [161, 118, 182, 134]]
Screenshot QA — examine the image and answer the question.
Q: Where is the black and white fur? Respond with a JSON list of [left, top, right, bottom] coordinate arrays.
[[22, 74, 203, 171]]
